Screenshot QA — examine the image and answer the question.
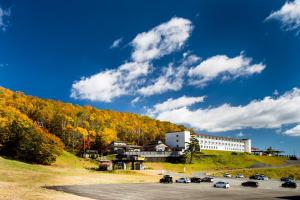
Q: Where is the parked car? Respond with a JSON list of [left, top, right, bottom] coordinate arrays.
[[241, 181, 259, 188], [160, 175, 173, 183], [190, 177, 202, 183], [282, 181, 297, 188], [223, 173, 231, 178], [249, 174, 268, 180], [214, 181, 230, 188], [201, 177, 214, 182], [236, 174, 244, 178], [280, 177, 293, 182], [260, 175, 269, 180], [176, 177, 191, 183]]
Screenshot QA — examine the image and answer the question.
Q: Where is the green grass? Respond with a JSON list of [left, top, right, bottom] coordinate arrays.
[[146, 150, 288, 174], [53, 151, 98, 169], [212, 166, 300, 180], [0, 156, 51, 173]]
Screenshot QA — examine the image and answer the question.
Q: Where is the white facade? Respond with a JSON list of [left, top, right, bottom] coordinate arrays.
[[165, 131, 191, 150], [165, 131, 252, 153], [196, 134, 251, 153]]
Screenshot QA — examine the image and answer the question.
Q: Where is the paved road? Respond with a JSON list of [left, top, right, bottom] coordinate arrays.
[[46, 179, 300, 200]]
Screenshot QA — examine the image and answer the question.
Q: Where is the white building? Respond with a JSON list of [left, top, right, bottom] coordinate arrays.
[[165, 131, 191, 150], [165, 131, 251, 153], [196, 134, 251, 153]]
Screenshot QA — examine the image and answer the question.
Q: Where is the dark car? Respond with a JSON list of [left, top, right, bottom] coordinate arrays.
[[241, 181, 259, 187], [281, 177, 293, 182], [201, 177, 214, 182], [160, 175, 173, 183], [249, 175, 260, 180], [282, 181, 297, 188], [190, 177, 202, 183]]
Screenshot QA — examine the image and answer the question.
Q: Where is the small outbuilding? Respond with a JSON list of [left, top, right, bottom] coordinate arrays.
[[143, 140, 170, 152]]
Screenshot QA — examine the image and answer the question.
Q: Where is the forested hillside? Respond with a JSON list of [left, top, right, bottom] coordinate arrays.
[[0, 86, 186, 164]]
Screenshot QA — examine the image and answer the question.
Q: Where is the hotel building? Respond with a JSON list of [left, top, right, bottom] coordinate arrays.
[[166, 131, 251, 153]]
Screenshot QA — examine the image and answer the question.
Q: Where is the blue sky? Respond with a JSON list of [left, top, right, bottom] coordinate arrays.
[[1, 0, 300, 156]]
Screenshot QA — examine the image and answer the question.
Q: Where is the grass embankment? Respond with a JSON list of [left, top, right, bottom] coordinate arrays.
[[0, 151, 158, 200], [212, 166, 300, 179], [146, 150, 288, 174]]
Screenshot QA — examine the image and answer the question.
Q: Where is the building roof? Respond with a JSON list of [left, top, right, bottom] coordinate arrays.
[[196, 133, 250, 141], [166, 130, 189, 134]]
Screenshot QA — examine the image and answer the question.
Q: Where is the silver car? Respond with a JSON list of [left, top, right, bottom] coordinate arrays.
[[176, 177, 191, 183], [214, 181, 230, 188]]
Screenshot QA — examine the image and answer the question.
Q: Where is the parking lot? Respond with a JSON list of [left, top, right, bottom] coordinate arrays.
[[47, 178, 300, 200]]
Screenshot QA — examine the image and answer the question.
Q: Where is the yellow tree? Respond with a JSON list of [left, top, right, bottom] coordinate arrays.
[[99, 127, 117, 152]]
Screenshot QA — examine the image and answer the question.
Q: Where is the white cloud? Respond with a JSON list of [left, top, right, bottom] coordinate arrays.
[[273, 89, 279, 96], [0, 7, 10, 31], [71, 62, 150, 102], [188, 54, 265, 86], [137, 53, 200, 96], [138, 65, 186, 96], [131, 97, 141, 105], [110, 38, 123, 49], [71, 69, 124, 102], [284, 124, 300, 136], [266, 0, 300, 32], [71, 17, 193, 102], [131, 17, 193, 62], [148, 88, 300, 132], [71, 17, 265, 103], [147, 95, 205, 116], [236, 132, 244, 137]]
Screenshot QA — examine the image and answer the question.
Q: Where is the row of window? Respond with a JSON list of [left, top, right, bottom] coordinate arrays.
[[200, 145, 244, 151], [200, 140, 244, 147], [197, 136, 244, 143]]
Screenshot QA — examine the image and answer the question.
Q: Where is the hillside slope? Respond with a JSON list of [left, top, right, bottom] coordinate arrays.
[[0, 86, 186, 164], [146, 150, 290, 174], [0, 153, 158, 200]]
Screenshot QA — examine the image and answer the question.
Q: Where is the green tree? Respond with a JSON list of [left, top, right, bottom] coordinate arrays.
[[185, 137, 200, 164]]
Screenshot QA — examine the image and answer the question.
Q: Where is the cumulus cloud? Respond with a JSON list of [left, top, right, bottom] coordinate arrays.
[[71, 62, 150, 102], [147, 95, 205, 116], [0, 7, 10, 31], [71, 17, 264, 102], [131, 97, 141, 105], [137, 65, 186, 96], [148, 88, 300, 133], [266, 0, 300, 33], [131, 17, 193, 62], [188, 54, 265, 86], [71, 17, 193, 102], [110, 37, 123, 49], [137, 54, 201, 96], [284, 124, 300, 136]]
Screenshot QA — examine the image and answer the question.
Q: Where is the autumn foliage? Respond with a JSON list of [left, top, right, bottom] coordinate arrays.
[[0, 86, 186, 164]]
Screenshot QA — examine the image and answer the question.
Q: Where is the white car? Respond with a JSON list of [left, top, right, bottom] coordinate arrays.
[[214, 181, 230, 188], [224, 173, 231, 178], [236, 174, 244, 178], [176, 177, 191, 183]]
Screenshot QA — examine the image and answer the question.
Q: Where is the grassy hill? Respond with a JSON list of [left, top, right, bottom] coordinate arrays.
[[0, 152, 158, 200], [146, 150, 290, 174]]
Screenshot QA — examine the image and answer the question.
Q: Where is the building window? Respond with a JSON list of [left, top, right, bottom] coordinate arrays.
[[176, 140, 178, 143]]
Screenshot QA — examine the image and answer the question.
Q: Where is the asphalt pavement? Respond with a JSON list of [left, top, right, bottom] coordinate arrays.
[[46, 178, 300, 200]]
